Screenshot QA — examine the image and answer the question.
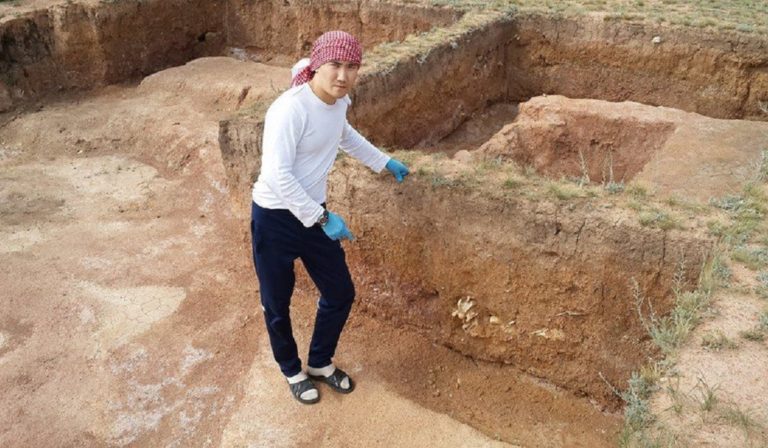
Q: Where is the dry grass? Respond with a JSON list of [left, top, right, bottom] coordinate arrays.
[[619, 176, 768, 444], [638, 209, 682, 231], [363, 8, 514, 77], [700, 330, 737, 351], [415, 0, 768, 35]]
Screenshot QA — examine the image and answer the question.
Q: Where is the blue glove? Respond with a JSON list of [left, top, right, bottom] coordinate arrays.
[[385, 158, 410, 183], [321, 211, 355, 241]]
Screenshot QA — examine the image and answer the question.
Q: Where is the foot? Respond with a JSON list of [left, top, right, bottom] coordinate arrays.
[[307, 364, 355, 394], [286, 372, 319, 404]]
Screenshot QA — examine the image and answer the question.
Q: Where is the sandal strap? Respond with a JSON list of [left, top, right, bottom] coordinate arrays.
[[327, 368, 351, 389], [289, 378, 318, 401], [308, 367, 355, 393]]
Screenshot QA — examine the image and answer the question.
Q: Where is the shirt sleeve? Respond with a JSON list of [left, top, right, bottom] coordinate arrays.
[[339, 121, 391, 173], [259, 101, 325, 227]]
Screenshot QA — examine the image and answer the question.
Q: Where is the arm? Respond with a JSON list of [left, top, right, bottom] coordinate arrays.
[[339, 121, 391, 173], [260, 103, 325, 227], [340, 121, 409, 182]]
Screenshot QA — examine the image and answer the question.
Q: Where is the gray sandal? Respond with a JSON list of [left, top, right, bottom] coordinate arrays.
[[289, 378, 320, 404], [309, 368, 355, 394]]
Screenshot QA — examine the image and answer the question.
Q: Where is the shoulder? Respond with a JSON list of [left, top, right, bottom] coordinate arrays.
[[271, 85, 305, 108], [267, 86, 307, 120]]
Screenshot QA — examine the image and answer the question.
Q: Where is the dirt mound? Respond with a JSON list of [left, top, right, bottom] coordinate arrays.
[[477, 95, 768, 201], [0, 57, 286, 174], [137, 57, 287, 110]]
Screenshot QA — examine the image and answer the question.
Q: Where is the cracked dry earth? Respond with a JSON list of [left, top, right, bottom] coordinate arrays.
[[0, 57, 620, 447]]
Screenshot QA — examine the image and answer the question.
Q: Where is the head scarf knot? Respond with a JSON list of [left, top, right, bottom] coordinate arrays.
[[291, 30, 363, 87]]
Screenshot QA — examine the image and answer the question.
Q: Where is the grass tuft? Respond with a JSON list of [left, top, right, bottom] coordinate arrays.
[[710, 253, 732, 287], [638, 209, 682, 231], [719, 404, 763, 437], [632, 264, 711, 355], [701, 330, 737, 350], [738, 310, 768, 341], [739, 328, 765, 341], [706, 220, 727, 238], [604, 181, 625, 194], [627, 184, 648, 199], [731, 246, 768, 271], [759, 310, 768, 330], [502, 177, 523, 189], [694, 378, 719, 412], [601, 370, 656, 433], [709, 186, 767, 246], [755, 149, 768, 182], [547, 182, 587, 200]]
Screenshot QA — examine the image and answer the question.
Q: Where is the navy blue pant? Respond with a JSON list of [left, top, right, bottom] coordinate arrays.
[[250, 202, 356, 377]]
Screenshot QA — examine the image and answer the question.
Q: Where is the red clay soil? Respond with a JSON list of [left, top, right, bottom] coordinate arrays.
[[477, 95, 768, 201], [0, 0, 458, 111], [2, 0, 767, 446], [0, 57, 621, 447], [327, 158, 708, 409]]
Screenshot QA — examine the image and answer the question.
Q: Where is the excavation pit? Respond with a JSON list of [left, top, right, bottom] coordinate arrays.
[[218, 0, 768, 438], [0, 0, 460, 109], [2, 0, 768, 446]]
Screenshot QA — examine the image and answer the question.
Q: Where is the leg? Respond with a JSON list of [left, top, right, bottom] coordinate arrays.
[[251, 204, 303, 377], [300, 227, 356, 369]]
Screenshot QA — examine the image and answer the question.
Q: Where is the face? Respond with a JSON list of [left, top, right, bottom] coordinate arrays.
[[309, 60, 360, 105]]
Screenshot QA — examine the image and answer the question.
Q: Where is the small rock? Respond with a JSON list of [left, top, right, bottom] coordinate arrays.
[[489, 315, 501, 325], [651, 36, 662, 44]]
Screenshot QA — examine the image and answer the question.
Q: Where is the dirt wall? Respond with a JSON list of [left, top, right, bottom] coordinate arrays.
[[224, 0, 460, 60], [346, 11, 767, 150], [505, 14, 768, 122], [219, 95, 711, 407], [327, 160, 709, 408], [219, 106, 710, 407], [219, 104, 271, 217], [0, 0, 460, 111], [348, 11, 514, 147], [0, 0, 225, 108], [477, 96, 681, 184]]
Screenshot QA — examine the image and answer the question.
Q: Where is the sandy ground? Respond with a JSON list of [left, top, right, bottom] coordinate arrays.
[[649, 263, 768, 446], [0, 57, 621, 447]]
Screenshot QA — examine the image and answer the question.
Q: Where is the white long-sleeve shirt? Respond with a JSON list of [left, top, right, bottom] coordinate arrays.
[[251, 83, 391, 227]]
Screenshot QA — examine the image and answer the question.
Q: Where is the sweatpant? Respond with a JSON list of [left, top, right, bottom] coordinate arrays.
[[250, 202, 356, 377]]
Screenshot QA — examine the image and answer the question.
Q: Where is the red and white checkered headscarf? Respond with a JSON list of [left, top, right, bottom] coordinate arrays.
[[291, 31, 363, 87]]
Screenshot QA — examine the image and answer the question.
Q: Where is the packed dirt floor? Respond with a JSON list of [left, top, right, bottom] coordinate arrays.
[[0, 58, 624, 447], [649, 264, 768, 447]]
